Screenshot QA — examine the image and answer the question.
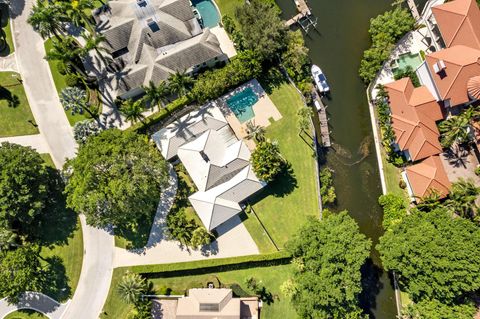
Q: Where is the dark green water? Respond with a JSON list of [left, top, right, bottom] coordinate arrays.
[[274, 0, 427, 318]]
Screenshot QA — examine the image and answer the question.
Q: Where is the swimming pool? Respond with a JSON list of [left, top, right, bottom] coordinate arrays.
[[226, 88, 259, 123], [191, 0, 220, 28], [395, 52, 423, 71]]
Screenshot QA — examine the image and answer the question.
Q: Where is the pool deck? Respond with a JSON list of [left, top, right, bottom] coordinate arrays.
[[217, 79, 282, 150], [210, 26, 237, 58]]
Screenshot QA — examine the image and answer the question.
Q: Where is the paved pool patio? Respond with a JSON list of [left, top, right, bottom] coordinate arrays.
[[216, 79, 282, 149]]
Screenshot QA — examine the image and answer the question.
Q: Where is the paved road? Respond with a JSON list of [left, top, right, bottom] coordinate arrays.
[[0, 293, 69, 319], [0, 134, 50, 153], [60, 215, 114, 319], [10, 0, 76, 168]]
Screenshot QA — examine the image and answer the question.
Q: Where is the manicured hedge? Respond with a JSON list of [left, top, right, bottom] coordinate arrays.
[[127, 95, 192, 133], [126, 251, 291, 278]]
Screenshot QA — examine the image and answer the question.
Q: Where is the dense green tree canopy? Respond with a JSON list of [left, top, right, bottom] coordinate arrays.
[[378, 193, 407, 230], [250, 140, 285, 183], [0, 246, 45, 303], [287, 212, 371, 319], [282, 30, 310, 81], [377, 209, 480, 303], [235, 0, 287, 61], [0, 143, 49, 236], [64, 129, 168, 228], [402, 299, 476, 319]]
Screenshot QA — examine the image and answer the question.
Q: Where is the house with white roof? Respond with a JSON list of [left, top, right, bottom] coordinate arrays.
[[153, 104, 265, 231]]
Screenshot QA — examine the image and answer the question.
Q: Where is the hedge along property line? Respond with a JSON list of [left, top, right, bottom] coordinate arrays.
[[127, 95, 192, 134], [127, 251, 292, 279]]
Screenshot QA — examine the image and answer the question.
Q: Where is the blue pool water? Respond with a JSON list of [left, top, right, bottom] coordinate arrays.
[[192, 0, 220, 28], [226, 88, 259, 123]]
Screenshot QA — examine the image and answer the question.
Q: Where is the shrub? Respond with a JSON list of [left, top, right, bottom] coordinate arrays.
[[319, 168, 336, 205], [378, 193, 407, 230], [73, 119, 102, 144], [475, 166, 480, 176], [393, 66, 420, 87], [56, 61, 68, 75], [65, 73, 80, 87], [251, 140, 285, 183]]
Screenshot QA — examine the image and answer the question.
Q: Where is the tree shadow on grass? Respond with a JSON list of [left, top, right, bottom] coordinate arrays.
[[115, 216, 153, 250], [258, 68, 287, 95], [34, 167, 78, 247], [249, 162, 298, 204], [0, 86, 20, 107], [42, 255, 71, 302], [359, 258, 384, 319]]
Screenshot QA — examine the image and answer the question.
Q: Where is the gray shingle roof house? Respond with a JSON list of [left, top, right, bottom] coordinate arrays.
[[94, 0, 227, 98]]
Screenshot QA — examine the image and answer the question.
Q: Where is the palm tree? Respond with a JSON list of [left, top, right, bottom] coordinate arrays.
[[119, 99, 146, 124], [142, 81, 169, 111], [81, 31, 110, 65], [45, 37, 86, 77], [117, 272, 146, 305], [297, 107, 313, 135], [245, 120, 265, 142], [168, 71, 194, 97], [28, 1, 65, 40], [439, 108, 476, 148], [415, 190, 442, 212], [64, 0, 95, 32], [445, 178, 480, 219]]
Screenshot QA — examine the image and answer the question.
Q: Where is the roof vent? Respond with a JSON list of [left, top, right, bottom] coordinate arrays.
[[137, 0, 147, 7], [146, 17, 160, 32], [433, 60, 446, 73]]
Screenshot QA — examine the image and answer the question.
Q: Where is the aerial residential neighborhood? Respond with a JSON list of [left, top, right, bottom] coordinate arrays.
[[1, 0, 480, 318]]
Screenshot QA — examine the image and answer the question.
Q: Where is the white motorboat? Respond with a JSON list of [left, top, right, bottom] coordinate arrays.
[[311, 64, 330, 94]]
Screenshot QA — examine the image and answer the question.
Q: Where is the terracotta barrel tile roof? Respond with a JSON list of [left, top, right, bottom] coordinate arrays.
[[432, 0, 480, 50], [467, 75, 480, 99], [405, 155, 451, 199]]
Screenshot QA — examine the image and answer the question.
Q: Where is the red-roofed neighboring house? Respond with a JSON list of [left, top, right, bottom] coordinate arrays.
[[403, 155, 451, 200], [425, 45, 480, 107], [385, 78, 443, 162], [432, 0, 480, 50]]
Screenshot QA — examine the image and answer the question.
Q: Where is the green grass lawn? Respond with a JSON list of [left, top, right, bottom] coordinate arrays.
[[4, 310, 47, 319], [0, 72, 39, 137], [43, 39, 90, 126], [101, 264, 296, 319], [243, 82, 320, 252], [40, 153, 55, 168], [215, 0, 243, 19], [1, 4, 14, 56]]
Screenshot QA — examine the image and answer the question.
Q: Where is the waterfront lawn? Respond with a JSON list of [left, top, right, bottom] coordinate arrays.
[[381, 150, 409, 205], [0, 4, 14, 56], [0, 72, 39, 137], [244, 81, 319, 252], [215, 0, 243, 19], [101, 264, 296, 319], [4, 310, 47, 319], [44, 39, 90, 126]]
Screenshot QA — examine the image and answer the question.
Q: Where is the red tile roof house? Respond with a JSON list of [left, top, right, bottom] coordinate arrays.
[[382, 0, 480, 201]]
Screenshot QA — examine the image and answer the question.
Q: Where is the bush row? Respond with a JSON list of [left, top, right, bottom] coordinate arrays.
[[126, 251, 291, 278]]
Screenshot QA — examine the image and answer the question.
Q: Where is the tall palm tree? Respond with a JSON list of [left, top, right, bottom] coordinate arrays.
[[142, 81, 170, 111], [119, 99, 146, 124], [45, 37, 86, 77], [415, 190, 442, 212], [64, 0, 95, 32], [245, 120, 265, 142], [117, 272, 146, 305], [168, 71, 194, 97], [28, 1, 65, 40], [445, 178, 480, 219], [81, 31, 110, 65], [439, 108, 476, 148]]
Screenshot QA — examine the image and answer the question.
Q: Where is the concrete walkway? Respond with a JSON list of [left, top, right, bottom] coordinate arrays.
[[10, 0, 77, 168], [0, 292, 69, 319], [0, 134, 50, 154], [0, 53, 18, 72]]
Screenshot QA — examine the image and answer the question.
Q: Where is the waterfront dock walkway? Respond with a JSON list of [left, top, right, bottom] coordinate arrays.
[[313, 93, 331, 147]]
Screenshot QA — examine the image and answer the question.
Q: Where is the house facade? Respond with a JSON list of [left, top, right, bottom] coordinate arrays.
[[93, 0, 227, 99]]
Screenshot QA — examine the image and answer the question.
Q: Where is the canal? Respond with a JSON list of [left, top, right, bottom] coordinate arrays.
[[274, 0, 428, 318]]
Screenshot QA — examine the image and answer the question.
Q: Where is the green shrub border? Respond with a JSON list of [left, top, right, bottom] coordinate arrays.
[[127, 95, 192, 134], [126, 251, 291, 279]]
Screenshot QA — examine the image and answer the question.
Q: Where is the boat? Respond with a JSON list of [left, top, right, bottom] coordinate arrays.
[[311, 64, 330, 94]]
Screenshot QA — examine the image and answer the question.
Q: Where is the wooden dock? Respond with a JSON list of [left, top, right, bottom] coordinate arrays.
[[313, 93, 331, 147], [285, 0, 317, 32]]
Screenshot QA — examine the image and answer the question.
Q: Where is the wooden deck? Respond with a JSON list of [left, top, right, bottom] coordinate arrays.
[[313, 93, 331, 147], [285, 0, 313, 28]]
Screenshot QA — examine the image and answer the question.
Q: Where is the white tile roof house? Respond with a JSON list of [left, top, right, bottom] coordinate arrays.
[[153, 104, 265, 230]]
